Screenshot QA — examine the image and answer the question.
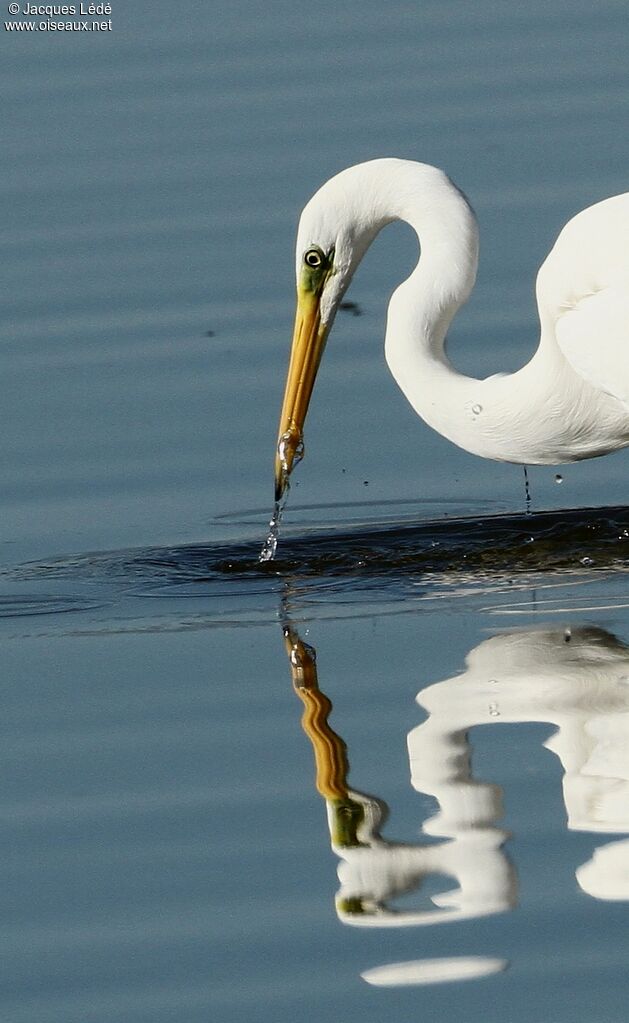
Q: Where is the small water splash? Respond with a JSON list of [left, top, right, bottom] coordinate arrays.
[[259, 498, 283, 562], [259, 430, 305, 562], [259, 484, 293, 562]]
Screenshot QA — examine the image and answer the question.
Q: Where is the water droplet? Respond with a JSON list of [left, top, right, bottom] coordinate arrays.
[[259, 494, 288, 562], [472, 404, 482, 416], [259, 521, 279, 562], [488, 702, 500, 717], [580, 556, 594, 566], [555, 474, 563, 484]]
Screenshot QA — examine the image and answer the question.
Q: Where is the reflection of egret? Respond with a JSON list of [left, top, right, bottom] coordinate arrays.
[[285, 621, 629, 929], [281, 621, 629, 992], [283, 624, 515, 927], [273, 159, 629, 502]]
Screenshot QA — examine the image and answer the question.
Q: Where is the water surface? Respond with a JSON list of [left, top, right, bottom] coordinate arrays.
[[3, 1, 629, 1020]]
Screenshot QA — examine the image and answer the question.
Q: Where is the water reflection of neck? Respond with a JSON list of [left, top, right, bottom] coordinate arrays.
[[284, 621, 515, 926]]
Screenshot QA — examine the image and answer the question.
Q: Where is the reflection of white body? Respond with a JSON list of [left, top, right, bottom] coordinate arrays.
[[335, 627, 629, 929], [413, 627, 629, 906], [412, 627, 629, 834]]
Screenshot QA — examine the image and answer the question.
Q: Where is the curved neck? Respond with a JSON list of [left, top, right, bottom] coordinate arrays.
[[367, 165, 561, 462], [380, 164, 480, 400]]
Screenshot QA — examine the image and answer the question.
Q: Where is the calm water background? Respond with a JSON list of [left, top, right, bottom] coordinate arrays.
[[3, 2, 629, 1020]]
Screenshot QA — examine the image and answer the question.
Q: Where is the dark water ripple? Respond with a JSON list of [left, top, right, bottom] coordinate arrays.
[[220, 504, 629, 579], [0, 506, 626, 633], [9, 505, 629, 583]]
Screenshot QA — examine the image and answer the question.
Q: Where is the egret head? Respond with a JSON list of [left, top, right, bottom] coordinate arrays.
[[273, 239, 336, 502], [274, 170, 380, 501], [271, 159, 484, 507]]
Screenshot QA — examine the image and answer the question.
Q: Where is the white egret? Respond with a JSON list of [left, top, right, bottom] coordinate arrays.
[[273, 158, 629, 502]]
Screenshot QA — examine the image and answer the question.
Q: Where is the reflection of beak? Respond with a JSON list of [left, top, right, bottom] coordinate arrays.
[[274, 288, 329, 501]]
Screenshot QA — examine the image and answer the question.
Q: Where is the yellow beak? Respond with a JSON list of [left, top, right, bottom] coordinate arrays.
[[274, 287, 329, 501]]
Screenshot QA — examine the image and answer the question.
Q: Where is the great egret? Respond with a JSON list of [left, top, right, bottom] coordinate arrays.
[[273, 159, 629, 503]]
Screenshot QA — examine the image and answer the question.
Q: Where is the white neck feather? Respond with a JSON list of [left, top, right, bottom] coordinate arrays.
[[373, 162, 520, 456], [354, 161, 619, 464], [381, 163, 479, 378]]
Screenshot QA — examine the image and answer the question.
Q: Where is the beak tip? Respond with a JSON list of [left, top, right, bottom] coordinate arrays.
[[274, 427, 304, 504]]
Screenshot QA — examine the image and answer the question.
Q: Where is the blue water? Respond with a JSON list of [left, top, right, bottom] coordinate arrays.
[[3, 1, 629, 1020]]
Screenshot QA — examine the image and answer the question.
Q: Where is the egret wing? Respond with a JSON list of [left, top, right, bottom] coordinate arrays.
[[556, 285, 629, 408]]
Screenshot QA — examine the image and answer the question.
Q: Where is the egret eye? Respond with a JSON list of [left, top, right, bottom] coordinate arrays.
[[304, 248, 324, 268]]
